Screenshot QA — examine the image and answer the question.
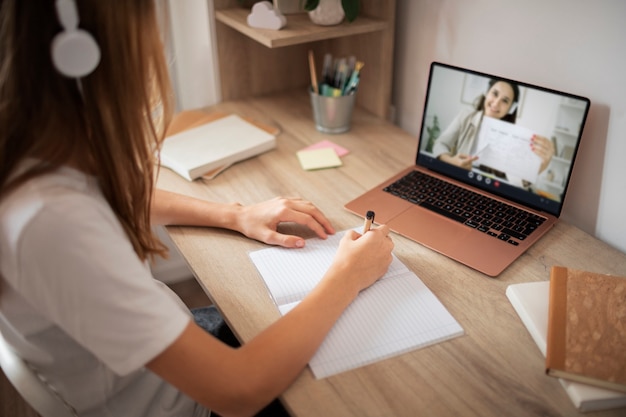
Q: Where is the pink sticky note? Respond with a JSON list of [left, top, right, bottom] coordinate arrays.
[[302, 140, 350, 157]]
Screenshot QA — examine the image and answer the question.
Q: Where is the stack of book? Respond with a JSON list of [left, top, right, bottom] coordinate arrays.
[[160, 111, 279, 181], [506, 266, 626, 412]]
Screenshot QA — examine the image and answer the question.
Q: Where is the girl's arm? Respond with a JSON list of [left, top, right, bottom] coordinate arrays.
[[151, 189, 335, 248], [147, 226, 394, 417]]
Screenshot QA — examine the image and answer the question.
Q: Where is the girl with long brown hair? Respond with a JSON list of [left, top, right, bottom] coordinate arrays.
[[0, 1, 393, 416]]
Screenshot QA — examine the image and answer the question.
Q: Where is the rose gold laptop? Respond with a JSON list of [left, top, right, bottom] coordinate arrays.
[[345, 62, 590, 276]]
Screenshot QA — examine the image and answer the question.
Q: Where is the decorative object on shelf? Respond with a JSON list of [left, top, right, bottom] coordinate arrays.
[[304, 0, 359, 25], [560, 145, 575, 160], [274, 0, 306, 14], [247, 1, 287, 30]]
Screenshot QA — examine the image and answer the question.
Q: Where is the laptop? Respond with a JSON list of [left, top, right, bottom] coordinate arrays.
[[345, 62, 590, 277]]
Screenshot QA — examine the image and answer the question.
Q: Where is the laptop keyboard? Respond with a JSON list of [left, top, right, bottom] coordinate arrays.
[[383, 171, 546, 246]]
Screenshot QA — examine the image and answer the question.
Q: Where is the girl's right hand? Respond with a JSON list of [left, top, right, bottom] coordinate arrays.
[[326, 225, 394, 294]]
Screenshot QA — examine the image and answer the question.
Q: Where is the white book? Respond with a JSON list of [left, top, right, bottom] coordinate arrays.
[[506, 281, 626, 412], [249, 229, 464, 379], [160, 114, 276, 181]]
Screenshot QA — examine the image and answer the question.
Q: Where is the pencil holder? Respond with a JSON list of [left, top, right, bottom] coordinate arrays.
[[309, 89, 356, 134]]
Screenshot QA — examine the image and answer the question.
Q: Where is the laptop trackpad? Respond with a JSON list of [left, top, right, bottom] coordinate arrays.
[[387, 206, 471, 253]]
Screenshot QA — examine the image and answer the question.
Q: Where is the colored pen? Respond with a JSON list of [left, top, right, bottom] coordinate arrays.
[[343, 61, 364, 95], [363, 210, 375, 234]]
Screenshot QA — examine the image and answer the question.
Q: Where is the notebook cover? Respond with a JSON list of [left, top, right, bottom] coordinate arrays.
[[546, 266, 626, 393]]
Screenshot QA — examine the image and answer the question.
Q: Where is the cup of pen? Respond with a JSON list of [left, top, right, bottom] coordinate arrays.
[[309, 54, 362, 134], [309, 88, 356, 134]]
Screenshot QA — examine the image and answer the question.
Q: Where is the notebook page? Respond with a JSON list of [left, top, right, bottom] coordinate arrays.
[[249, 230, 464, 379], [249, 229, 408, 306]]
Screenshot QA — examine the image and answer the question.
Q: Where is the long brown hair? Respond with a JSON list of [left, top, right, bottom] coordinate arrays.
[[0, 0, 174, 261]]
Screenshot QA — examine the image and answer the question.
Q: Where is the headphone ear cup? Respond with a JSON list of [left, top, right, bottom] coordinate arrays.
[[51, 28, 100, 78]]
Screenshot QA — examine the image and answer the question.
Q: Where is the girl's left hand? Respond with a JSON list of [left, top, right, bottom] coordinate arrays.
[[232, 197, 335, 248]]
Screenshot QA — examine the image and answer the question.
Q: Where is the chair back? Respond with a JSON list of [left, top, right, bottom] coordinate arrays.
[[0, 314, 76, 417]]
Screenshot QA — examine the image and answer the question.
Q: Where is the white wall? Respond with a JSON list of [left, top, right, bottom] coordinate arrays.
[[167, 0, 221, 110], [393, 0, 626, 253], [152, 0, 223, 284]]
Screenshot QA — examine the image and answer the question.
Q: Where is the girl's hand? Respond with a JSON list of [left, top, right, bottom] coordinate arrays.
[[233, 197, 335, 248], [326, 225, 394, 294]]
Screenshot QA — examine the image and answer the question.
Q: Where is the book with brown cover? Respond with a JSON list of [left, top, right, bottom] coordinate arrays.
[[546, 266, 626, 393]]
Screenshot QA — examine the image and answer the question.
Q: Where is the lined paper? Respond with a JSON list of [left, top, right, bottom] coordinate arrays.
[[249, 229, 464, 379]]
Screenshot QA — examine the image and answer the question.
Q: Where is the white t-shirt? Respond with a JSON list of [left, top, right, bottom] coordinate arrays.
[[0, 164, 210, 417]]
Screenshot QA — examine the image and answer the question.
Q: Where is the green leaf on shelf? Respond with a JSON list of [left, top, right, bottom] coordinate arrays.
[[342, 0, 359, 22]]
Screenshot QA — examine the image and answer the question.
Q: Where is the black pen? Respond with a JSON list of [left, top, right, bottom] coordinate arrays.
[[321, 53, 333, 85], [363, 210, 375, 234]]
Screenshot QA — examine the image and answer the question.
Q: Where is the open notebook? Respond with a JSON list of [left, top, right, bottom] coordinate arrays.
[[249, 229, 464, 379], [346, 62, 590, 277]]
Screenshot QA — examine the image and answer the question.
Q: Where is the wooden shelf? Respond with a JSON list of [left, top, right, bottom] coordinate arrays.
[[213, 1, 396, 120], [215, 8, 388, 48]]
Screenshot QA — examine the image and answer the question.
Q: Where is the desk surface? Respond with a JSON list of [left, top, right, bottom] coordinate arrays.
[[157, 92, 626, 417]]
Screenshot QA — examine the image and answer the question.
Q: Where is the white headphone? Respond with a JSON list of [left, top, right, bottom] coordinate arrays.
[[51, 0, 100, 78]]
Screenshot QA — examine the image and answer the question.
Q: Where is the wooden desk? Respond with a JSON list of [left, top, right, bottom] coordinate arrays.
[[157, 92, 626, 417]]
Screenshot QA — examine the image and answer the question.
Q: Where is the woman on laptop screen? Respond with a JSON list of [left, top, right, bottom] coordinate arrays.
[[433, 78, 555, 182]]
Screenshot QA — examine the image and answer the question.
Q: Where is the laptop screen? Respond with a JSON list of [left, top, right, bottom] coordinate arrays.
[[416, 62, 590, 217]]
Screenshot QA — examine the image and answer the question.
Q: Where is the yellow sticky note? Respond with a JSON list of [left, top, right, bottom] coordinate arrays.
[[296, 148, 342, 170]]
